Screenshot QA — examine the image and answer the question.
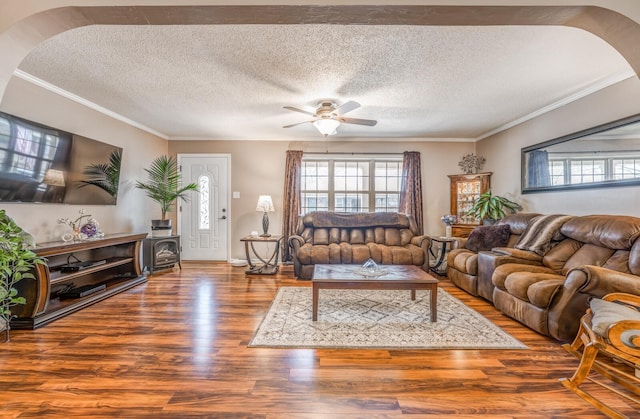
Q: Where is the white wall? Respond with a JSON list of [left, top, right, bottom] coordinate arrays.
[[0, 76, 168, 243], [477, 76, 640, 216]]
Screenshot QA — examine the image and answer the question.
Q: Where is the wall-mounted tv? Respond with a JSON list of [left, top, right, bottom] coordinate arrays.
[[0, 111, 123, 205]]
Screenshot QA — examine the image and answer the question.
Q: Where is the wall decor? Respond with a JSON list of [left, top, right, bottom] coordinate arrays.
[[522, 113, 640, 193], [57, 209, 103, 242], [458, 153, 486, 174]]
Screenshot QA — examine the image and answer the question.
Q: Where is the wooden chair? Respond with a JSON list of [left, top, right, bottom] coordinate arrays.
[[560, 293, 640, 418]]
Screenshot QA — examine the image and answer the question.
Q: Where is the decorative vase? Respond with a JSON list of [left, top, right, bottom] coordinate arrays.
[[445, 225, 452, 238]]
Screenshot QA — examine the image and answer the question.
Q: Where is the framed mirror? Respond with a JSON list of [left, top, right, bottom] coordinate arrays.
[[522, 113, 640, 193]]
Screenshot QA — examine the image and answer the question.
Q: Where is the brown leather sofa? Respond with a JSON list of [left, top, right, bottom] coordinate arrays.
[[288, 211, 430, 280], [492, 215, 640, 341], [446, 212, 541, 301]]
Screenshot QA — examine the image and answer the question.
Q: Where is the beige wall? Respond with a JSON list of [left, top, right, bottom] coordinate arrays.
[[0, 76, 168, 243], [477, 76, 640, 216], [169, 139, 475, 259]]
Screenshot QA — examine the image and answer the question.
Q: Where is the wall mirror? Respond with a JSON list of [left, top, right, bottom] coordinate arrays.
[[522, 113, 640, 193]]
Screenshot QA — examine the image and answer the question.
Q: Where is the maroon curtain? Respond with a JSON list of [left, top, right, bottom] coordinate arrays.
[[399, 151, 424, 234], [281, 150, 303, 262]]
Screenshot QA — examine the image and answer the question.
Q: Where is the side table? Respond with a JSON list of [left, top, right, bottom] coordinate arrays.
[[240, 235, 283, 275], [428, 236, 456, 276]]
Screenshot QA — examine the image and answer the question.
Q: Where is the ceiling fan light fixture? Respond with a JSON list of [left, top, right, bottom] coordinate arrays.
[[313, 118, 340, 137]]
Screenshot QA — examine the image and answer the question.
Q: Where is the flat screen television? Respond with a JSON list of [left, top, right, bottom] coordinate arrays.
[[0, 111, 122, 205]]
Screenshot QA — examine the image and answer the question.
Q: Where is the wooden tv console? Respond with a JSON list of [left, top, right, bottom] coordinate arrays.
[[12, 233, 148, 329]]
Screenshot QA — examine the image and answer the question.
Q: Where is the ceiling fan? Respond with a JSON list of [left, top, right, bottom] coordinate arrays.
[[283, 100, 377, 137]]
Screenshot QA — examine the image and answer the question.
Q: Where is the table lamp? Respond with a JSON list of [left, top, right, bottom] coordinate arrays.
[[256, 195, 275, 237]]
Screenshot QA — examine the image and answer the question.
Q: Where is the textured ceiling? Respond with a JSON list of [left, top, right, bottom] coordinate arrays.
[[17, 24, 634, 141]]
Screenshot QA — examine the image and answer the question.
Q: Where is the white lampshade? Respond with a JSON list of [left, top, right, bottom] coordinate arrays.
[[256, 195, 275, 212], [313, 118, 340, 137]]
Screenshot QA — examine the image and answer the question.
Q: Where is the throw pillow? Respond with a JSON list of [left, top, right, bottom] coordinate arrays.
[[590, 298, 640, 338], [514, 214, 574, 256], [464, 224, 511, 252]]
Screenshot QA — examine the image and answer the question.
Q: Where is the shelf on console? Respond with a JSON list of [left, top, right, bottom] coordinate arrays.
[[49, 257, 134, 285], [12, 232, 148, 330]]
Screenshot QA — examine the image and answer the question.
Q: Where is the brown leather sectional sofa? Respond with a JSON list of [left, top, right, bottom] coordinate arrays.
[[447, 213, 640, 341], [289, 211, 430, 280]]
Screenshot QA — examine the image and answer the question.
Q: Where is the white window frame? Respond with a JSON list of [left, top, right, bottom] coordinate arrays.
[[301, 154, 403, 214]]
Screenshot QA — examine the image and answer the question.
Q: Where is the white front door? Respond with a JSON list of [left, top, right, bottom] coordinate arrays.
[[178, 154, 230, 261]]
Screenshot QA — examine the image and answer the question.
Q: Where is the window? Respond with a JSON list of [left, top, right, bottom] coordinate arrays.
[[198, 175, 210, 230], [301, 156, 402, 214], [613, 158, 640, 179], [548, 155, 640, 185]]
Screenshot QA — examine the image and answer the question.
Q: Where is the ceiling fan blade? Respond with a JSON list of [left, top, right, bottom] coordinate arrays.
[[283, 120, 313, 128], [283, 106, 316, 117], [335, 101, 360, 115], [339, 117, 377, 126]]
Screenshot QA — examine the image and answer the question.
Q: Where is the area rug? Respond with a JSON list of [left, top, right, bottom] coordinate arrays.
[[249, 287, 527, 349]]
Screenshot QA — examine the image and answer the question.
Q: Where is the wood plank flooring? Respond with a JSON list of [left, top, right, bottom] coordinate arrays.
[[0, 262, 636, 417]]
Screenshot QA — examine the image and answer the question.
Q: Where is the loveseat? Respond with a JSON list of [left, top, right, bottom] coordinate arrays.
[[288, 211, 430, 280], [448, 213, 640, 341]]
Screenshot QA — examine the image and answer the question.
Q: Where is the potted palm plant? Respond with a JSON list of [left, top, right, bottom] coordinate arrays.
[[0, 210, 44, 342], [466, 190, 522, 224], [135, 155, 198, 236]]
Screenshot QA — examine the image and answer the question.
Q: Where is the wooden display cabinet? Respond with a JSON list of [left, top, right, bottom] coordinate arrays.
[[11, 233, 147, 329], [448, 172, 492, 238]]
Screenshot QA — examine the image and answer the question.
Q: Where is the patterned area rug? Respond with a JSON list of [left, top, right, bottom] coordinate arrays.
[[249, 287, 527, 349]]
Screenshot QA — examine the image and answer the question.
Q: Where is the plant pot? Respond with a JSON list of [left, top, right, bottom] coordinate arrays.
[[151, 219, 172, 237]]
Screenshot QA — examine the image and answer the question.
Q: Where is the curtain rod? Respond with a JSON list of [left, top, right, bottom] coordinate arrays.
[[303, 152, 404, 156]]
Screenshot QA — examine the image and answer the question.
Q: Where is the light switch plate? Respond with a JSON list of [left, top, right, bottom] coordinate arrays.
[[233, 191, 240, 199]]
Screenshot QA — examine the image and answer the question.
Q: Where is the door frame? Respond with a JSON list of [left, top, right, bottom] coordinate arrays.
[[177, 153, 232, 262]]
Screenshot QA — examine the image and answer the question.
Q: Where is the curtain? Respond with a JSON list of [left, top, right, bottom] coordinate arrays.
[[281, 150, 303, 262], [527, 150, 551, 187], [399, 151, 424, 234]]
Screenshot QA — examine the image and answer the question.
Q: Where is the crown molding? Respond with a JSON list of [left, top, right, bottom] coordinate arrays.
[[475, 70, 637, 141], [13, 69, 169, 140]]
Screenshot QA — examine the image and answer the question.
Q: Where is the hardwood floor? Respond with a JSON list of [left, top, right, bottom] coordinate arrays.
[[0, 262, 635, 417]]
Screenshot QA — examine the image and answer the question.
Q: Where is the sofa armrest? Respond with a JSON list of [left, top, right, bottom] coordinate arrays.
[[476, 250, 544, 302], [287, 235, 305, 278], [288, 234, 305, 250], [548, 266, 640, 341], [411, 235, 431, 248], [411, 235, 432, 272], [490, 247, 543, 262], [450, 237, 467, 250], [565, 265, 640, 297]]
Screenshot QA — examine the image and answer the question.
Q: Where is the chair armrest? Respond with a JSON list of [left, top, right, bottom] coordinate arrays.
[[603, 293, 640, 307]]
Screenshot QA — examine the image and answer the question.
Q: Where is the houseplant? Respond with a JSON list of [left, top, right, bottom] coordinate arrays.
[[135, 155, 198, 235], [0, 210, 44, 342], [466, 190, 522, 224]]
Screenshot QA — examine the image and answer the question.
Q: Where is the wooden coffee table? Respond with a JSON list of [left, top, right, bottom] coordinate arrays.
[[311, 264, 439, 322]]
